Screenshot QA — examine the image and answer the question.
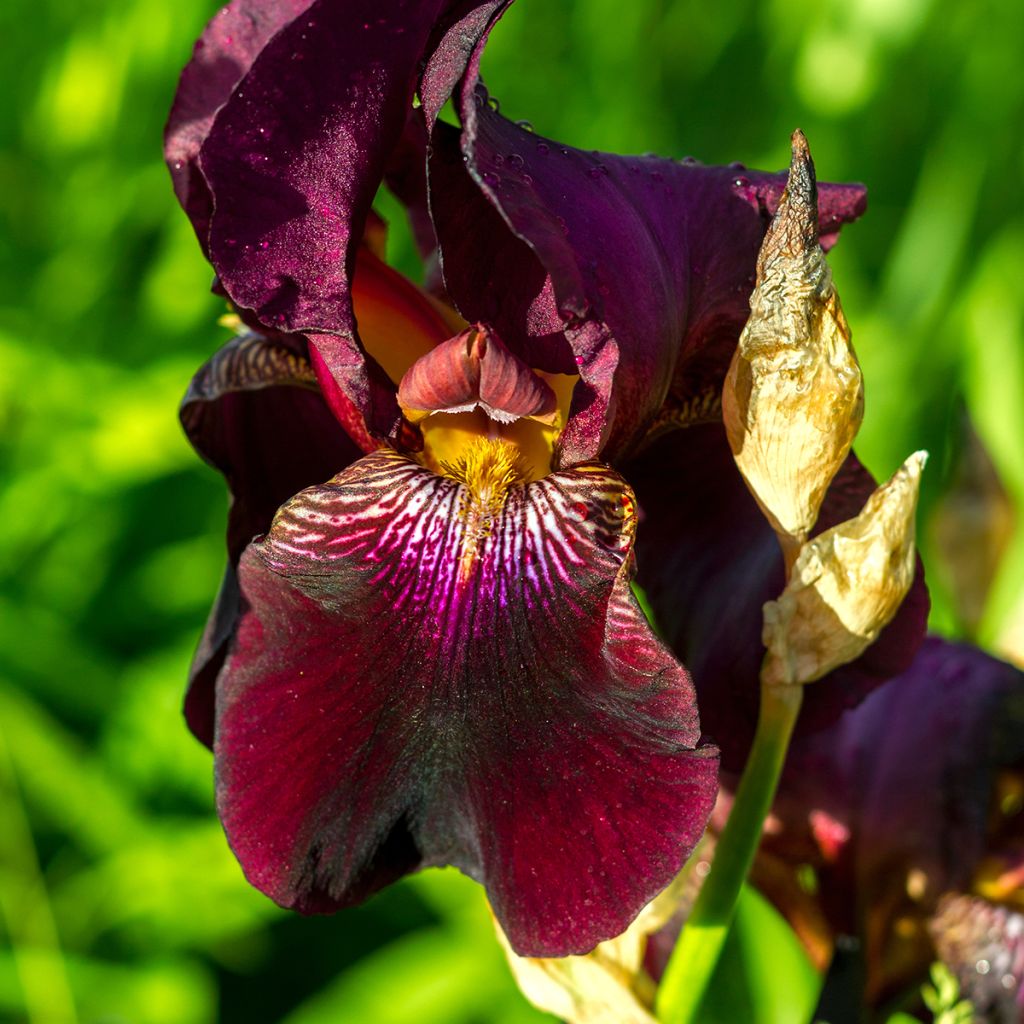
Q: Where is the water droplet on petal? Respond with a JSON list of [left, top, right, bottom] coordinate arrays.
[[508, 153, 524, 169], [733, 175, 750, 188], [515, 119, 534, 132], [574, 354, 585, 366], [259, 240, 270, 250], [536, 142, 549, 154]]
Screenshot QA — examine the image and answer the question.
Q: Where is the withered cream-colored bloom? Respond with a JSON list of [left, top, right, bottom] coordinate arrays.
[[761, 451, 927, 687], [723, 130, 864, 551], [496, 871, 691, 1024]]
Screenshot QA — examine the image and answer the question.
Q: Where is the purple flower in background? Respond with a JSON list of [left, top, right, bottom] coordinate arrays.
[[165, 0, 913, 956], [754, 638, 1024, 1017]]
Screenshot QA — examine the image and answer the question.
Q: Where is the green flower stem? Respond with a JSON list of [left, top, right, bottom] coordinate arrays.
[[655, 681, 804, 1024]]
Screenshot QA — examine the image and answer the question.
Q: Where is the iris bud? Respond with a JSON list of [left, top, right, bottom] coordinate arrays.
[[723, 130, 864, 556], [761, 451, 927, 687]]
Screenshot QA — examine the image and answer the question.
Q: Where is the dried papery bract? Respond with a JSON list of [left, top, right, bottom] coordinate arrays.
[[723, 130, 864, 557], [762, 451, 927, 688], [496, 870, 690, 1024]]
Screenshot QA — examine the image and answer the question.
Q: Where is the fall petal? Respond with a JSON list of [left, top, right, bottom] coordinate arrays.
[[180, 332, 361, 745], [216, 449, 718, 956], [627, 423, 928, 767]]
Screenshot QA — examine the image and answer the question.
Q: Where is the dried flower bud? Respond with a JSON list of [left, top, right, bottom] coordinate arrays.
[[495, 871, 689, 1024], [762, 451, 927, 687], [723, 131, 864, 548]]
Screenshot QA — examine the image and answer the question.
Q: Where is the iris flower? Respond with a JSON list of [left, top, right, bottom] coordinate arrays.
[[731, 637, 1024, 1018], [166, 0, 922, 955]]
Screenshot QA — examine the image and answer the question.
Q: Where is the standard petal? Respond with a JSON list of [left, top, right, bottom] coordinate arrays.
[[180, 332, 361, 746], [216, 449, 718, 956], [164, 0, 313, 250], [195, 1, 510, 443], [627, 423, 929, 767], [429, 87, 866, 464], [197, 0, 446, 432]]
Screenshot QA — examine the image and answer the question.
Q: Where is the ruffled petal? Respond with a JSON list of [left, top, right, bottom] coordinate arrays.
[[180, 332, 361, 745], [195, 1, 510, 444], [216, 449, 718, 956], [196, 1, 446, 432], [626, 423, 929, 767], [164, 0, 314, 251], [429, 84, 866, 464]]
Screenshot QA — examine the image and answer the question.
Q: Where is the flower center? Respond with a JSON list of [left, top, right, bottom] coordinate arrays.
[[397, 325, 574, 483], [441, 437, 530, 583]]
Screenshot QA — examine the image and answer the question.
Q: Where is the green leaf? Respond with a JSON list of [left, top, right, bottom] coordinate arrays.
[[691, 884, 822, 1024]]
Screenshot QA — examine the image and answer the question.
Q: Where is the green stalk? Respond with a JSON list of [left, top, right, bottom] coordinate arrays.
[[655, 681, 804, 1024]]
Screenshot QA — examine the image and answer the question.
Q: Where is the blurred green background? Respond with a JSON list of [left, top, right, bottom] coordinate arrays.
[[1, 0, 1022, 1021]]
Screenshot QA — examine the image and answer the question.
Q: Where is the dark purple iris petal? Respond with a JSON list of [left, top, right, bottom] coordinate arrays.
[[216, 449, 718, 956], [627, 423, 929, 767], [419, 1, 512, 124], [429, 81, 867, 465], [198, 0, 448, 440], [778, 637, 1024, 902], [180, 332, 361, 746], [164, 0, 314, 251]]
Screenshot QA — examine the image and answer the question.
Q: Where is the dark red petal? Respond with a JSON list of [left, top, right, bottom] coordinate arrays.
[[180, 332, 361, 746], [164, 0, 313, 252], [429, 85, 866, 464], [216, 450, 718, 956], [626, 423, 929, 768]]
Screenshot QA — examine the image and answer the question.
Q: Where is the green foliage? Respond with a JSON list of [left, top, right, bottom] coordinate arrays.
[[921, 963, 975, 1024], [691, 884, 822, 1024], [1, 0, 1022, 1020]]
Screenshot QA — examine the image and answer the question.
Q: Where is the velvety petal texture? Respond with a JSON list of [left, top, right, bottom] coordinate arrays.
[[428, 81, 867, 464], [172, 0, 867, 465], [180, 332, 361, 745], [216, 449, 718, 956], [165, 0, 314, 250], [627, 423, 929, 766]]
